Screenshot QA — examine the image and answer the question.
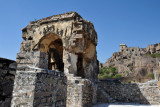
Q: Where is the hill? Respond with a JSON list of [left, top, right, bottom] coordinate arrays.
[[102, 43, 160, 83]]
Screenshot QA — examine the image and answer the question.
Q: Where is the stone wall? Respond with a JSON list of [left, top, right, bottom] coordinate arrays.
[[11, 69, 66, 107], [11, 68, 97, 107], [34, 71, 66, 107], [16, 51, 48, 69], [98, 80, 160, 105], [66, 74, 97, 107], [0, 58, 16, 107], [120, 43, 160, 54], [82, 80, 97, 106]]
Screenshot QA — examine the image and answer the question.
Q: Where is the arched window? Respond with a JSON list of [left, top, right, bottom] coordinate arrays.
[[39, 33, 64, 71]]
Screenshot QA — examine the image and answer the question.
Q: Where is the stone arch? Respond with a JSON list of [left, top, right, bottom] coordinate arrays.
[[19, 12, 98, 80], [38, 33, 64, 71]]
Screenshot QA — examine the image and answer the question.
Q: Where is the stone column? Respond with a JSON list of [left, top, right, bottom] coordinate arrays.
[[158, 68, 160, 89], [63, 49, 78, 76], [154, 69, 159, 81]]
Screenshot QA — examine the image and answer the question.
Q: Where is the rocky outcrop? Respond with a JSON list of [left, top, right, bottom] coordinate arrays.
[[146, 43, 160, 54], [0, 57, 17, 107], [104, 43, 160, 82]]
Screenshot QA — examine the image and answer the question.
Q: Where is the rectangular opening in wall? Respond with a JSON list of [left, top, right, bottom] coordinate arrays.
[[77, 53, 85, 78]]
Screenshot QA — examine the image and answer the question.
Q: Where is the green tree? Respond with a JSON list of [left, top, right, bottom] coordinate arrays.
[[98, 67, 121, 79]]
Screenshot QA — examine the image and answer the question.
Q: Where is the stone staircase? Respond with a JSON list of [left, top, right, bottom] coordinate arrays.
[[66, 73, 94, 107], [66, 73, 82, 80], [98, 86, 116, 103], [66, 73, 117, 106]]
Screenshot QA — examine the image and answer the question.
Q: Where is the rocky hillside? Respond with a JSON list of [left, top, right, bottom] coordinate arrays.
[[104, 43, 160, 83]]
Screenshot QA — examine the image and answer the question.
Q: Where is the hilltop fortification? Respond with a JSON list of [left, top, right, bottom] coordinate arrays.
[[104, 43, 160, 82]]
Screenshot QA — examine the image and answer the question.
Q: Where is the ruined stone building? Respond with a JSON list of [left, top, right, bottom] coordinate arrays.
[[0, 12, 160, 107], [120, 43, 160, 55], [105, 43, 160, 82], [11, 12, 98, 107]]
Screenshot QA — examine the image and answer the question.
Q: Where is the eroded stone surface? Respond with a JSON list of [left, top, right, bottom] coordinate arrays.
[[0, 58, 17, 107], [18, 11, 98, 81], [11, 70, 66, 107]]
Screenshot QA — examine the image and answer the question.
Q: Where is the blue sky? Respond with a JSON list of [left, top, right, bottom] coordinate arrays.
[[0, 0, 160, 63]]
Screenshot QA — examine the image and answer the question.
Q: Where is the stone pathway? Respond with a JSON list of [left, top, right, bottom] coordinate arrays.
[[92, 103, 160, 107]]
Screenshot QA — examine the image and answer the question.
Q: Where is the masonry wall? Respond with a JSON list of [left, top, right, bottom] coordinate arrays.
[[82, 80, 96, 106], [34, 71, 66, 107], [66, 73, 97, 107], [98, 80, 160, 105], [11, 70, 66, 107], [0, 58, 16, 107]]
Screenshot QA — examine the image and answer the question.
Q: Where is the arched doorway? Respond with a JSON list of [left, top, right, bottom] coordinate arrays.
[[38, 33, 64, 71]]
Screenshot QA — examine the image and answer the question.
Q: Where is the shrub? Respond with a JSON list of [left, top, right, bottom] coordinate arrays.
[[145, 53, 160, 58], [128, 81, 131, 83], [114, 74, 122, 78], [150, 53, 160, 58], [98, 67, 121, 79], [147, 73, 154, 79]]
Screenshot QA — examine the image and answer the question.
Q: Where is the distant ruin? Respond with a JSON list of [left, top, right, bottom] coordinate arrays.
[[120, 43, 160, 54], [105, 43, 160, 82]]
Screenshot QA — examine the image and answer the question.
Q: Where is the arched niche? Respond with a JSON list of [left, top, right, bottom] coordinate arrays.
[[38, 33, 64, 71]]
